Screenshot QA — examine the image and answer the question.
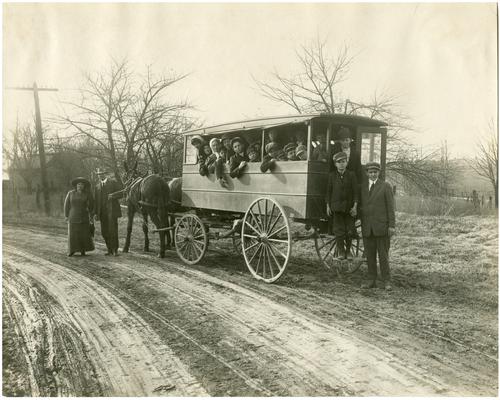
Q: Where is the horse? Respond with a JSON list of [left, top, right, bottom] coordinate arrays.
[[121, 162, 172, 258]]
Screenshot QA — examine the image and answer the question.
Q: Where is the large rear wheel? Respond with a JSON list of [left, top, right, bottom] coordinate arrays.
[[174, 214, 208, 265], [241, 197, 291, 283]]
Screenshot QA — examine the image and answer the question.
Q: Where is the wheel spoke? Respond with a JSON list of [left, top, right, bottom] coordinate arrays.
[[266, 203, 276, 233], [249, 208, 265, 234], [245, 240, 261, 251], [268, 240, 288, 260], [191, 240, 203, 256], [265, 244, 275, 277], [243, 234, 258, 239], [256, 201, 265, 232], [262, 245, 268, 279], [254, 244, 265, 276], [267, 243, 283, 272], [317, 237, 335, 251], [267, 237, 289, 244], [264, 199, 269, 232], [244, 220, 261, 236], [266, 205, 279, 234], [322, 240, 336, 261], [268, 224, 287, 239], [181, 241, 191, 259]]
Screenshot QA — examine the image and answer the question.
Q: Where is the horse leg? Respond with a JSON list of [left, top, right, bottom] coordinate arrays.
[[123, 207, 135, 253], [149, 210, 165, 258], [142, 211, 150, 252]]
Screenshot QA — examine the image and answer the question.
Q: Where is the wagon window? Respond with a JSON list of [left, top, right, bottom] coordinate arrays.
[[185, 135, 198, 164], [360, 132, 382, 164]]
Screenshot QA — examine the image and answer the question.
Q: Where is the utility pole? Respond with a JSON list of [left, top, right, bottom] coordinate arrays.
[[6, 83, 58, 215]]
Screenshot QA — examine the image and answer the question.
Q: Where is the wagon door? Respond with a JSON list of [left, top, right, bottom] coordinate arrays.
[[356, 126, 387, 180]]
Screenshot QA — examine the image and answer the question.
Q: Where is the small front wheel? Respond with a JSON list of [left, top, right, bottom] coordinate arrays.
[[175, 214, 208, 265]]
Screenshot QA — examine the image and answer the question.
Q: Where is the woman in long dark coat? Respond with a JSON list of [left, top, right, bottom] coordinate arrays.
[[64, 177, 95, 256]]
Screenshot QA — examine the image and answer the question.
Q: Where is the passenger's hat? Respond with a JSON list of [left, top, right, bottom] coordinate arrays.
[[95, 168, 108, 175], [284, 142, 297, 153], [190, 134, 205, 146], [295, 144, 307, 157], [265, 141, 281, 154], [365, 161, 381, 171], [71, 177, 91, 188], [337, 127, 351, 140], [230, 136, 245, 147], [333, 151, 348, 162], [209, 138, 221, 148]]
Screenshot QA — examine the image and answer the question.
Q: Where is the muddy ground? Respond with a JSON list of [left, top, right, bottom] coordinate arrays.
[[2, 213, 498, 396]]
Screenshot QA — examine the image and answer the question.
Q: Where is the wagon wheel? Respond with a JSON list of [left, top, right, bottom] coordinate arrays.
[[242, 197, 291, 283], [232, 233, 242, 255], [175, 214, 208, 265], [314, 220, 365, 274]]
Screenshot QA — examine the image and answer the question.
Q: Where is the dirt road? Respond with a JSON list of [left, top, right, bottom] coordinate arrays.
[[2, 224, 497, 396]]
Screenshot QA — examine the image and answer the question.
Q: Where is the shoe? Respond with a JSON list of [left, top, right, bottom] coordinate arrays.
[[105, 252, 112, 256], [383, 283, 393, 291], [113, 251, 119, 257], [68, 252, 75, 257], [81, 251, 86, 256], [361, 281, 376, 289]]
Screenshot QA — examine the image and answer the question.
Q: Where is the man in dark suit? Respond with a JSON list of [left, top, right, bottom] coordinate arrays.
[[326, 151, 358, 260], [228, 137, 249, 178], [94, 169, 123, 256], [360, 162, 395, 290]]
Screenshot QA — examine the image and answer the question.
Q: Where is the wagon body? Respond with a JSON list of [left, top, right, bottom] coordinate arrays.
[[181, 113, 387, 221]]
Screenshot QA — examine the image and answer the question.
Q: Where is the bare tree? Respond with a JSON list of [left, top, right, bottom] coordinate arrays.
[[3, 120, 39, 193], [56, 59, 192, 182], [472, 120, 498, 208], [254, 37, 456, 194]]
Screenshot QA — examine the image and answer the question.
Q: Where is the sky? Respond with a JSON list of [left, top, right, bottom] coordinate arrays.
[[2, 3, 498, 159]]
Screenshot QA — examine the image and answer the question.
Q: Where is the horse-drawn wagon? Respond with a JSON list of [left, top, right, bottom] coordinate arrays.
[[121, 113, 387, 283], [167, 113, 387, 283]]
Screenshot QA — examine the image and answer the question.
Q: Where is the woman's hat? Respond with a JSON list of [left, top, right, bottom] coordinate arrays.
[[230, 137, 245, 147], [190, 135, 205, 146], [71, 177, 91, 188], [209, 138, 221, 148]]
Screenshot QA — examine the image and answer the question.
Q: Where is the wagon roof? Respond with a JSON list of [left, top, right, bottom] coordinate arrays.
[[182, 113, 387, 137]]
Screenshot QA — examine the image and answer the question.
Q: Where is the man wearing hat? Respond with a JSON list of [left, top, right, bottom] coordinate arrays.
[[360, 161, 395, 290], [228, 137, 249, 178], [221, 133, 235, 162], [326, 152, 359, 261], [260, 141, 286, 172], [94, 169, 123, 256], [284, 142, 299, 161], [331, 126, 362, 181]]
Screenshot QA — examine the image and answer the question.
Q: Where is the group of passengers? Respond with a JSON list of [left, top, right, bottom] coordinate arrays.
[[190, 128, 309, 187]]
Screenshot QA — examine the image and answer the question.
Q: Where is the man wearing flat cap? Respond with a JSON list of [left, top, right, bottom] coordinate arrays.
[[94, 168, 123, 256], [284, 142, 299, 161], [360, 161, 396, 290], [326, 151, 359, 261], [228, 137, 249, 178]]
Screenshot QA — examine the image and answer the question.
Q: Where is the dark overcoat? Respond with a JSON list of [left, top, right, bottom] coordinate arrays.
[[326, 169, 359, 213], [360, 179, 395, 237], [95, 178, 122, 221]]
